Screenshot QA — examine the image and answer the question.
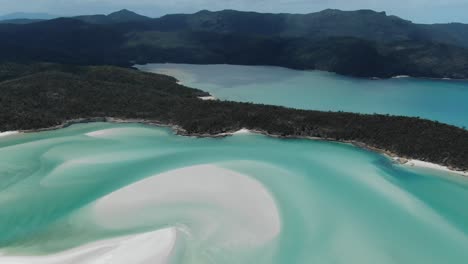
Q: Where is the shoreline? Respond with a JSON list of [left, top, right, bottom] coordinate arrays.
[[214, 128, 468, 177], [198, 95, 218, 101], [0, 131, 19, 138], [12, 117, 468, 177], [136, 63, 468, 82], [393, 158, 468, 177]]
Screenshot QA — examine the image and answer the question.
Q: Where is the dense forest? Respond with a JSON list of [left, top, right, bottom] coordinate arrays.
[[1, 9, 468, 78], [0, 63, 467, 171]]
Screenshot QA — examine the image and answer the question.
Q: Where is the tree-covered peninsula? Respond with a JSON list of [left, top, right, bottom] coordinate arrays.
[[0, 63, 467, 171]]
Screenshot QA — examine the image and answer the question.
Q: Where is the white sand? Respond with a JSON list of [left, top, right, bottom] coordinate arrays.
[[135, 65, 196, 86], [403, 159, 468, 177], [232, 128, 252, 135], [216, 128, 253, 136], [198, 95, 217, 101], [86, 127, 135, 137], [0, 228, 177, 264], [85, 127, 165, 138], [0, 131, 19, 138], [392, 75, 410, 78], [92, 164, 281, 246]]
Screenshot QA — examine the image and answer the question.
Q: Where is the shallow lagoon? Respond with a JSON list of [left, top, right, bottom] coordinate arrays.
[[0, 123, 467, 263], [138, 64, 468, 128]]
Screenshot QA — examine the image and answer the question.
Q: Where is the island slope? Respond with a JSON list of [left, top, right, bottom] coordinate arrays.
[[2, 9, 468, 79]]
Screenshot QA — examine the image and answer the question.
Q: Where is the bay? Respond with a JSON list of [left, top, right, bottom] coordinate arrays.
[[138, 64, 468, 128]]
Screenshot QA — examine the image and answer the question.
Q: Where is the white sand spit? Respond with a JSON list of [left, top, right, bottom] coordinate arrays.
[[0, 131, 19, 138], [92, 164, 281, 246], [0, 228, 177, 264], [86, 128, 135, 137], [232, 128, 252, 135], [404, 159, 468, 177], [85, 127, 163, 138], [198, 95, 217, 101]]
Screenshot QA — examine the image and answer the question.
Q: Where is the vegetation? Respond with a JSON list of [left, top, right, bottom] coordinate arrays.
[[149, 9, 468, 48], [1, 9, 468, 78], [0, 18, 44, 24], [73, 9, 151, 24], [1, 63, 467, 171]]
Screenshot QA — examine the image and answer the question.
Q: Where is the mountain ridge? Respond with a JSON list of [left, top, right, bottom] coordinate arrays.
[[0, 12, 57, 20], [73, 9, 151, 24], [1, 9, 468, 79]]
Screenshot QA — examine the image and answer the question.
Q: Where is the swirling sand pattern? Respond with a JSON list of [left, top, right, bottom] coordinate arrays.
[[0, 123, 467, 264]]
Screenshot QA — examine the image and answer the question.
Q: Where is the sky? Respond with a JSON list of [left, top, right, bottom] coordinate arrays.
[[1, 0, 468, 24]]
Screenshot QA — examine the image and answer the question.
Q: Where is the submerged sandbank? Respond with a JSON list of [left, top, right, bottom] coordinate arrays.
[[1, 123, 468, 263], [91, 164, 281, 246], [0, 228, 177, 264]]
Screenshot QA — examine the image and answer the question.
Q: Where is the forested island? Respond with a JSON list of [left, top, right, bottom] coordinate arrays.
[[2, 9, 468, 78], [0, 63, 466, 171]]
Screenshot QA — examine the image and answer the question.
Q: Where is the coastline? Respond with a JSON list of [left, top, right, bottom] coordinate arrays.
[[138, 63, 468, 82], [214, 128, 468, 177], [198, 95, 218, 101], [0, 131, 19, 138], [394, 158, 468, 177], [13, 117, 468, 177]]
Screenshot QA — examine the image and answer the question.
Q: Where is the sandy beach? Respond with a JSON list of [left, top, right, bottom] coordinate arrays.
[[198, 95, 218, 101], [399, 158, 468, 177], [226, 128, 468, 177], [231, 128, 252, 135], [17, 117, 468, 176], [0, 131, 19, 138]]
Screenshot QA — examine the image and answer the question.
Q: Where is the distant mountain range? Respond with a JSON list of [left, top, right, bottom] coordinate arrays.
[[0, 12, 57, 24], [73, 9, 151, 24], [0, 18, 45, 24], [1, 9, 468, 78], [0, 9, 148, 24], [0, 12, 57, 20], [142, 9, 468, 48]]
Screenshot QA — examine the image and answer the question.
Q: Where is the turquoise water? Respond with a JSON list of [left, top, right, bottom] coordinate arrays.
[[137, 64, 468, 128], [0, 123, 467, 263]]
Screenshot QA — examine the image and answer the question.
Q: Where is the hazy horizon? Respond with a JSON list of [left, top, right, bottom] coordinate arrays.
[[0, 0, 467, 24]]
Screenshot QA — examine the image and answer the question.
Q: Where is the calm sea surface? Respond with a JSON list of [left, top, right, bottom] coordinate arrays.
[[138, 64, 468, 128]]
